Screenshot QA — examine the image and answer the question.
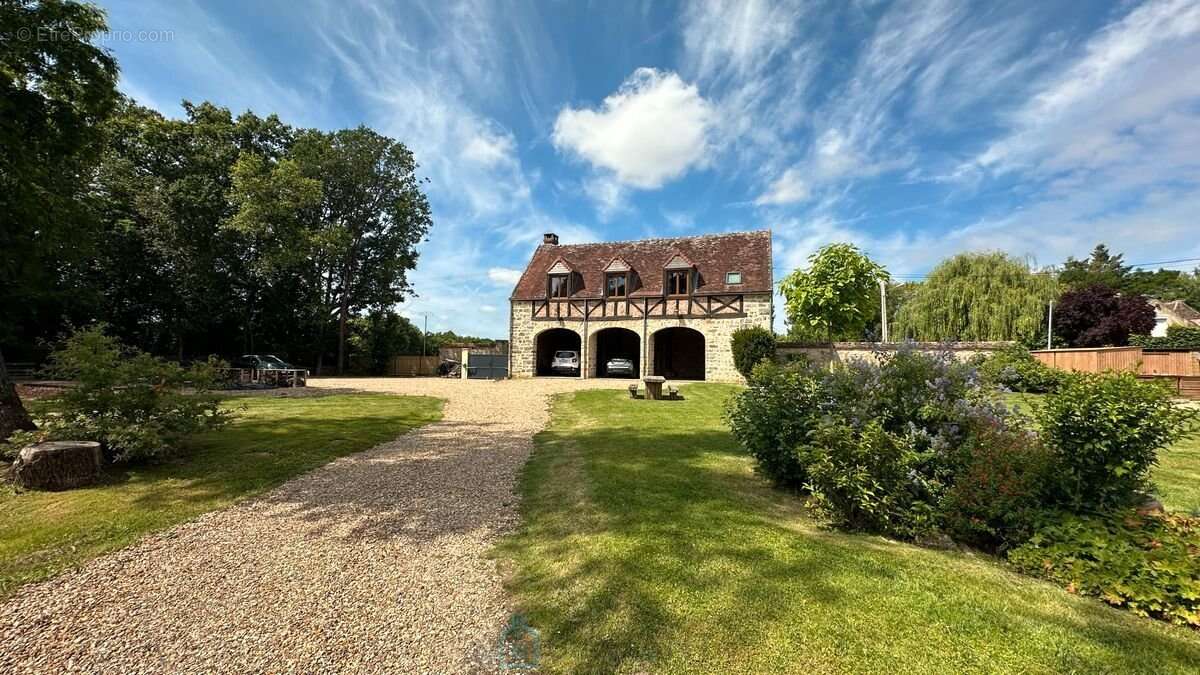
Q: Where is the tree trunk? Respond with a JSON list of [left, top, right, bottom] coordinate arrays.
[[0, 348, 36, 442], [337, 295, 348, 375], [10, 441, 103, 491]]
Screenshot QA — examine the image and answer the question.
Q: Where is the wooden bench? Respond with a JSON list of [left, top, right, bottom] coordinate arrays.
[[667, 384, 679, 399]]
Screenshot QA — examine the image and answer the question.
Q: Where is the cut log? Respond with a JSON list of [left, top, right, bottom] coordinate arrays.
[[10, 441, 103, 491]]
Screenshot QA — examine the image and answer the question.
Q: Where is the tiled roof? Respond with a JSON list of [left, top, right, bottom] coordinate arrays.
[[510, 230, 772, 300], [1160, 299, 1200, 322]]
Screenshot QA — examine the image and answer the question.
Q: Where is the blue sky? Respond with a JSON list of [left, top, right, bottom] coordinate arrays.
[[98, 0, 1200, 337]]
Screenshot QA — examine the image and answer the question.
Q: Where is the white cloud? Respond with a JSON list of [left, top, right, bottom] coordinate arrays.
[[487, 267, 523, 286], [975, 0, 1200, 173], [552, 68, 713, 189], [462, 129, 517, 168], [680, 0, 806, 82], [755, 168, 810, 205], [582, 175, 631, 221]]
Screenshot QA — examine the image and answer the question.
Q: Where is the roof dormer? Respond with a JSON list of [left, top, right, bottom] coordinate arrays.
[[547, 257, 573, 275]]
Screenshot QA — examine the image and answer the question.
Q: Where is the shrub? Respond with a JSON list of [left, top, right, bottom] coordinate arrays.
[[803, 420, 942, 538], [724, 361, 822, 490], [975, 344, 1062, 393], [2, 326, 231, 463], [731, 327, 777, 380], [1034, 372, 1198, 511], [1129, 325, 1200, 350], [941, 422, 1053, 551], [1008, 511, 1200, 627], [802, 346, 1017, 539]]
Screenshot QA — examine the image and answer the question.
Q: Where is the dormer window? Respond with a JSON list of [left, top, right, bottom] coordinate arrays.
[[726, 271, 742, 284], [606, 273, 627, 297], [603, 257, 632, 298], [547, 258, 573, 298], [666, 270, 690, 296], [549, 274, 570, 298]]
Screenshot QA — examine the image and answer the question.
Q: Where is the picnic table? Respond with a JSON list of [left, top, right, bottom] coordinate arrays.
[[642, 376, 666, 400]]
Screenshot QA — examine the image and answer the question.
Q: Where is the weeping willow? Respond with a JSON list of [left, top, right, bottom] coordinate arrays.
[[894, 252, 1058, 341]]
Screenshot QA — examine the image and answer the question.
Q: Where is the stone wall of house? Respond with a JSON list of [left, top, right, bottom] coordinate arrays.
[[776, 341, 1012, 369], [508, 293, 773, 382]]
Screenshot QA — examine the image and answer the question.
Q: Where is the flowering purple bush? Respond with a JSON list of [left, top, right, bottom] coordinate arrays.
[[800, 345, 1029, 539]]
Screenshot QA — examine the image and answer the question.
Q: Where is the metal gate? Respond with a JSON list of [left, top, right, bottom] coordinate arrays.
[[467, 352, 508, 379]]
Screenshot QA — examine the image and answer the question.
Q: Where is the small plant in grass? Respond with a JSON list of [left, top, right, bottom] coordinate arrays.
[[1008, 510, 1200, 627], [730, 326, 777, 380], [725, 360, 822, 490], [1033, 372, 1199, 512], [3, 326, 231, 464]]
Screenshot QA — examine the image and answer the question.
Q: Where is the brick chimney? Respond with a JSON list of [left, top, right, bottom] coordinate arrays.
[[543, 232, 559, 245]]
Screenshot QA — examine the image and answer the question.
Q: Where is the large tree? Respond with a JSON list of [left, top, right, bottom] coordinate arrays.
[[291, 128, 433, 374], [1059, 244, 1131, 290], [895, 252, 1058, 342], [780, 243, 889, 341], [1054, 284, 1155, 347], [1, 0, 119, 440]]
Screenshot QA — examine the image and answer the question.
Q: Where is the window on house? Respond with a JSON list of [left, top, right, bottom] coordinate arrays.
[[726, 271, 742, 285], [549, 274, 570, 298], [606, 273, 627, 297], [667, 270, 690, 296]]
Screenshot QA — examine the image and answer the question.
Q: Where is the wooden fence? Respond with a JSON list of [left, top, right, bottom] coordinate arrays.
[[1031, 346, 1200, 399], [388, 355, 438, 377]]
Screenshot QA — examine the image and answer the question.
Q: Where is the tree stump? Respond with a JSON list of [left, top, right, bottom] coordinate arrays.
[[10, 441, 103, 491]]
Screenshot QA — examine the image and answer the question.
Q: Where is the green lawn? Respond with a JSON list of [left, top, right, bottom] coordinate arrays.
[[0, 393, 441, 598], [497, 385, 1200, 674], [1004, 392, 1200, 513]]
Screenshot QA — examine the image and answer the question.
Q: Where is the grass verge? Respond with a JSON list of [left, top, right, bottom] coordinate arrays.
[[0, 393, 441, 598], [497, 384, 1200, 674]]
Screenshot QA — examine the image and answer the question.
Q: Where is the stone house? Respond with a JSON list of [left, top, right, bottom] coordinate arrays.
[[507, 230, 773, 382]]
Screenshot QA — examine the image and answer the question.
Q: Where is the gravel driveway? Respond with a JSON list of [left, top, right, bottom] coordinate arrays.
[[0, 377, 630, 673]]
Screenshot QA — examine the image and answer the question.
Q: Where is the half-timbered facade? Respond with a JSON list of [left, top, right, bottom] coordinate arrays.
[[508, 231, 773, 382]]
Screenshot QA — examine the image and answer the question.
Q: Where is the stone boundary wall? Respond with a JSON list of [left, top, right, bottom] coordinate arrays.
[[777, 341, 1012, 369]]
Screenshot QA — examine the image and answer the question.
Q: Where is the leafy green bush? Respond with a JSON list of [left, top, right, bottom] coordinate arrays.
[[975, 344, 1063, 393], [3, 326, 231, 463], [941, 422, 1053, 551], [724, 361, 822, 490], [1034, 372, 1198, 511], [1008, 511, 1200, 627], [730, 327, 777, 380], [804, 420, 943, 537], [1129, 325, 1200, 350]]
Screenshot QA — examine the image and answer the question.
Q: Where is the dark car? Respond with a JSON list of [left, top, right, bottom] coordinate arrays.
[[234, 354, 296, 370], [604, 357, 635, 377]]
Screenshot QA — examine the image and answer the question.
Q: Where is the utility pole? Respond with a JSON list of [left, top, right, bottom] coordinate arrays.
[[879, 278, 889, 343], [421, 313, 429, 357], [1047, 301, 1054, 350]]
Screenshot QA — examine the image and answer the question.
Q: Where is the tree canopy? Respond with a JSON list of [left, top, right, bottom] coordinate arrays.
[[1, 0, 119, 440], [894, 252, 1058, 342], [1058, 243, 1200, 308], [780, 244, 889, 341], [1054, 284, 1155, 347]]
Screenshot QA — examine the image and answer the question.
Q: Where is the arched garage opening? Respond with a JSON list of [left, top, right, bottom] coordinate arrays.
[[535, 328, 581, 376], [653, 327, 705, 380], [592, 327, 640, 378]]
